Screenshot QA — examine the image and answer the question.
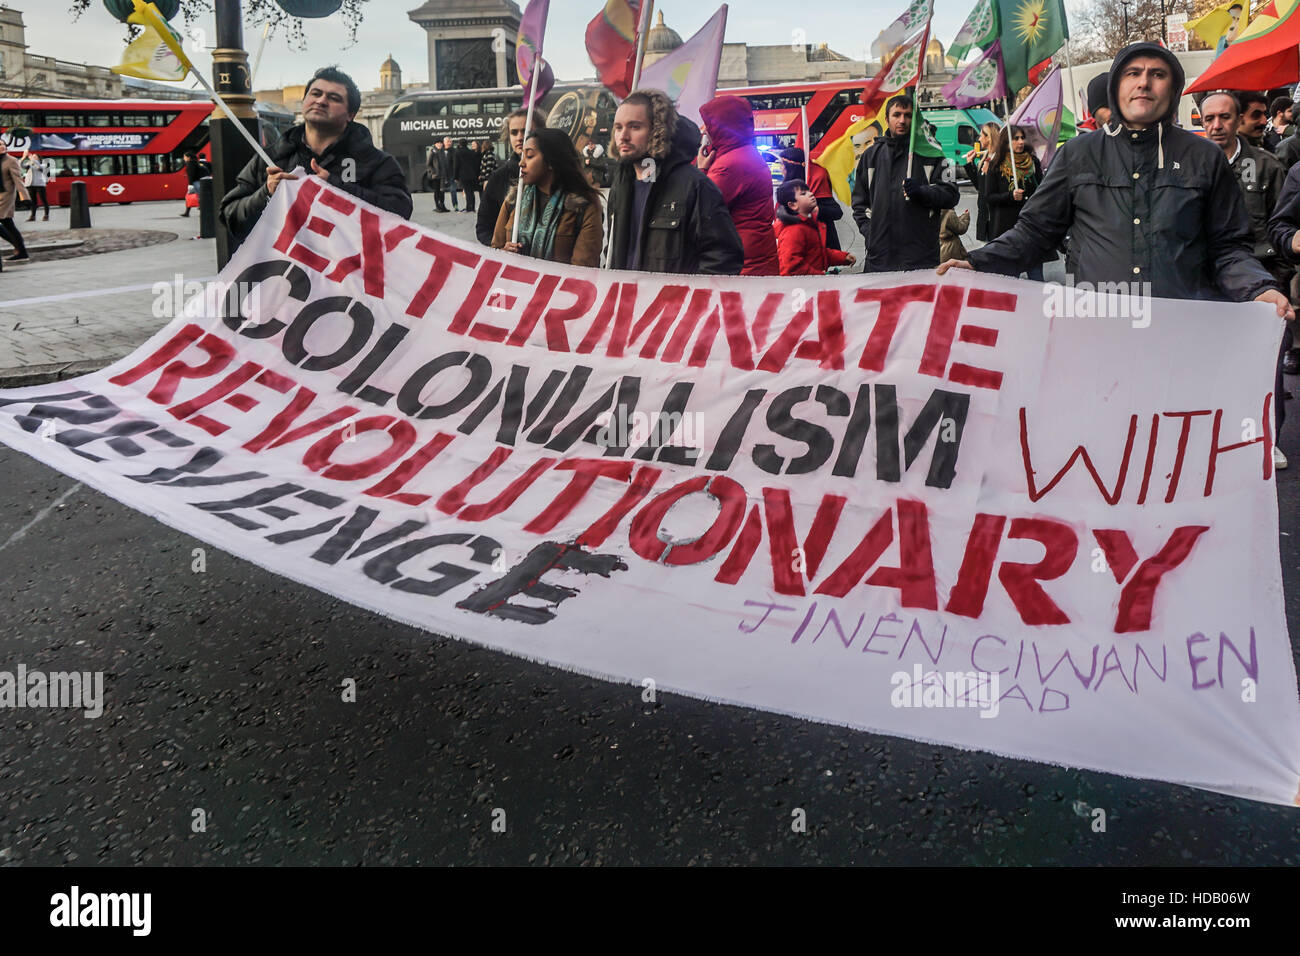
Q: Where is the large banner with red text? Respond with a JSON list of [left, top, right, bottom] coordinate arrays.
[[2, 175, 1297, 806]]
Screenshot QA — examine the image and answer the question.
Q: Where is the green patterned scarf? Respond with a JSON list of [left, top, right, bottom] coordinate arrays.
[[516, 184, 566, 260]]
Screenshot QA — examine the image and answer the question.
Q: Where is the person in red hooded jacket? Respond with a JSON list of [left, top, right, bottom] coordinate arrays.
[[773, 179, 855, 275], [698, 95, 781, 276]]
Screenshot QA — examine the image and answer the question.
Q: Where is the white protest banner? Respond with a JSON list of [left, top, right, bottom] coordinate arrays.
[[1, 176, 1298, 806]]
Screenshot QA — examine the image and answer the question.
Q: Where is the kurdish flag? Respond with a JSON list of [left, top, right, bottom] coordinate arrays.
[[517, 0, 554, 107], [1009, 62, 1064, 167], [585, 0, 645, 99], [1187, 0, 1250, 51], [1186, 0, 1300, 94], [996, 0, 1068, 92], [640, 5, 728, 127]]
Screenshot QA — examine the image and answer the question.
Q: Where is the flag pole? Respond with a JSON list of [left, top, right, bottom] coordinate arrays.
[[511, 66, 540, 246], [1063, 41, 1080, 128], [800, 102, 810, 154], [249, 21, 273, 89], [190, 68, 275, 168], [631, 0, 655, 92]]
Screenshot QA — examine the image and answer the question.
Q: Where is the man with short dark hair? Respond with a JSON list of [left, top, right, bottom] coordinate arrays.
[[1239, 91, 1270, 147], [851, 93, 959, 272], [220, 66, 411, 249], [454, 139, 478, 212], [1265, 96, 1295, 151], [942, 43, 1290, 319], [439, 136, 458, 211]]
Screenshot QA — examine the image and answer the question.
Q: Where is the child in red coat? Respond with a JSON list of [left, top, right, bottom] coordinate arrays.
[[772, 179, 855, 276]]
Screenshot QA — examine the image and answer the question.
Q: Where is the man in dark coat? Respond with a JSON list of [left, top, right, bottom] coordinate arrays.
[[851, 93, 959, 272], [604, 88, 743, 275], [943, 43, 1290, 319], [437, 136, 458, 211], [1205, 90, 1293, 467], [220, 67, 412, 250], [453, 139, 478, 213], [427, 142, 447, 212]]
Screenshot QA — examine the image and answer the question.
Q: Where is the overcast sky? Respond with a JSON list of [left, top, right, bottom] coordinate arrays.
[[23, 0, 1090, 92]]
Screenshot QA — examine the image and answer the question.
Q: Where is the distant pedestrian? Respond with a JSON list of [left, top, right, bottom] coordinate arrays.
[[180, 149, 202, 218], [0, 142, 30, 261], [1264, 96, 1294, 152], [454, 139, 478, 212], [439, 136, 458, 211], [427, 141, 447, 212], [772, 179, 855, 275], [478, 139, 497, 194], [22, 151, 50, 222], [493, 128, 604, 268], [698, 94, 780, 275]]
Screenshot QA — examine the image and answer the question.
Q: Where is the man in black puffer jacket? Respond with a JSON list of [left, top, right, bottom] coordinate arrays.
[[604, 88, 743, 275], [220, 68, 411, 252], [852, 93, 959, 272], [943, 43, 1291, 319]]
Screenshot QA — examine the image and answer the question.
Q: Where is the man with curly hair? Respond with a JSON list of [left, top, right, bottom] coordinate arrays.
[[604, 89, 743, 275]]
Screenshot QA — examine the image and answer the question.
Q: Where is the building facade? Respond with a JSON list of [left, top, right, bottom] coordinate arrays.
[[0, 5, 123, 99], [407, 0, 520, 92]]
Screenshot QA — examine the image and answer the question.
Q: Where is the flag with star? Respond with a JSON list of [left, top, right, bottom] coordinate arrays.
[[996, 0, 1068, 92]]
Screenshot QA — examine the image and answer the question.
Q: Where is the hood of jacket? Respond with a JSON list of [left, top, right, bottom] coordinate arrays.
[[700, 95, 755, 153], [774, 204, 813, 228], [1107, 42, 1184, 127]]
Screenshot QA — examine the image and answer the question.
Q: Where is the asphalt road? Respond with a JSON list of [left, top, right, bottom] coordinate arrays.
[[1, 423, 1299, 865]]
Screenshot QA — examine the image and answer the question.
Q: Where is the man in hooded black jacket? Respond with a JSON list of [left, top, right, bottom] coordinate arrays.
[[941, 42, 1291, 320], [851, 93, 959, 272], [604, 89, 743, 275], [220, 68, 411, 252]]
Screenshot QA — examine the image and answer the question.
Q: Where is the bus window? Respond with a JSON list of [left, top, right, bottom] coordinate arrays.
[[417, 100, 449, 117], [86, 113, 115, 127], [45, 113, 79, 127]]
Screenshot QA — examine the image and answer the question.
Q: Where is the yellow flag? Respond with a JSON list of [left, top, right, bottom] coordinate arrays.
[[1187, 0, 1249, 49], [814, 104, 887, 205], [111, 0, 194, 82]]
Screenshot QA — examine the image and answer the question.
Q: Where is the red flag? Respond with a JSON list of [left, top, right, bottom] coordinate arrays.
[[1186, 0, 1300, 94], [586, 0, 645, 99], [860, 24, 929, 115]]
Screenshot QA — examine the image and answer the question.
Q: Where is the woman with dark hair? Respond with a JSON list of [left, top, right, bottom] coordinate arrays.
[[476, 106, 547, 246], [493, 128, 604, 267], [984, 124, 1043, 279]]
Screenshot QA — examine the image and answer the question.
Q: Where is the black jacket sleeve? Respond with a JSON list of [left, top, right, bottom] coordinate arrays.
[[967, 147, 1073, 276], [910, 157, 960, 210], [1269, 164, 1300, 263], [850, 149, 872, 237], [1208, 158, 1281, 301], [218, 153, 272, 240], [692, 176, 744, 275], [334, 153, 413, 220]]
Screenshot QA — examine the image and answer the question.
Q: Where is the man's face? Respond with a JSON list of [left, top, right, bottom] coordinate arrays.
[[613, 103, 652, 161], [1241, 100, 1267, 137], [303, 79, 351, 131], [443, 137, 452, 149], [1116, 56, 1173, 127], [1202, 93, 1240, 151], [887, 103, 912, 138]]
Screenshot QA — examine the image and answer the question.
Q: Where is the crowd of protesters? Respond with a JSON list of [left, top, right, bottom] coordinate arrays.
[[216, 52, 1300, 469]]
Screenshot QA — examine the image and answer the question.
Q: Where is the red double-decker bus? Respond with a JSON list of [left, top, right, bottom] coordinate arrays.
[[0, 98, 214, 206]]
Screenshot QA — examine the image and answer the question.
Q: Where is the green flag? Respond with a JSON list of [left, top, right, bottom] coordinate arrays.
[[949, 0, 999, 64], [996, 0, 1068, 92]]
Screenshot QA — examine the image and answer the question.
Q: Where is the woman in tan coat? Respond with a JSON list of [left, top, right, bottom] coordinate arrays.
[[493, 128, 603, 268], [0, 141, 30, 261]]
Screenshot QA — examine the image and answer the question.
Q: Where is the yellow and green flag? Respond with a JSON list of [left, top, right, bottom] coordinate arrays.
[[1187, 0, 1249, 50], [996, 0, 1068, 92], [111, 0, 194, 82]]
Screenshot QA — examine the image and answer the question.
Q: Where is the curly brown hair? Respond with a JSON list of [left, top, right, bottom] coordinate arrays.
[[615, 89, 678, 160]]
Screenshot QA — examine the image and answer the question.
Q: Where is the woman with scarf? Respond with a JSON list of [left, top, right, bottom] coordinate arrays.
[[963, 122, 999, 242], [493, 128, 603, 268], [985, 125, 1043, 279]]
